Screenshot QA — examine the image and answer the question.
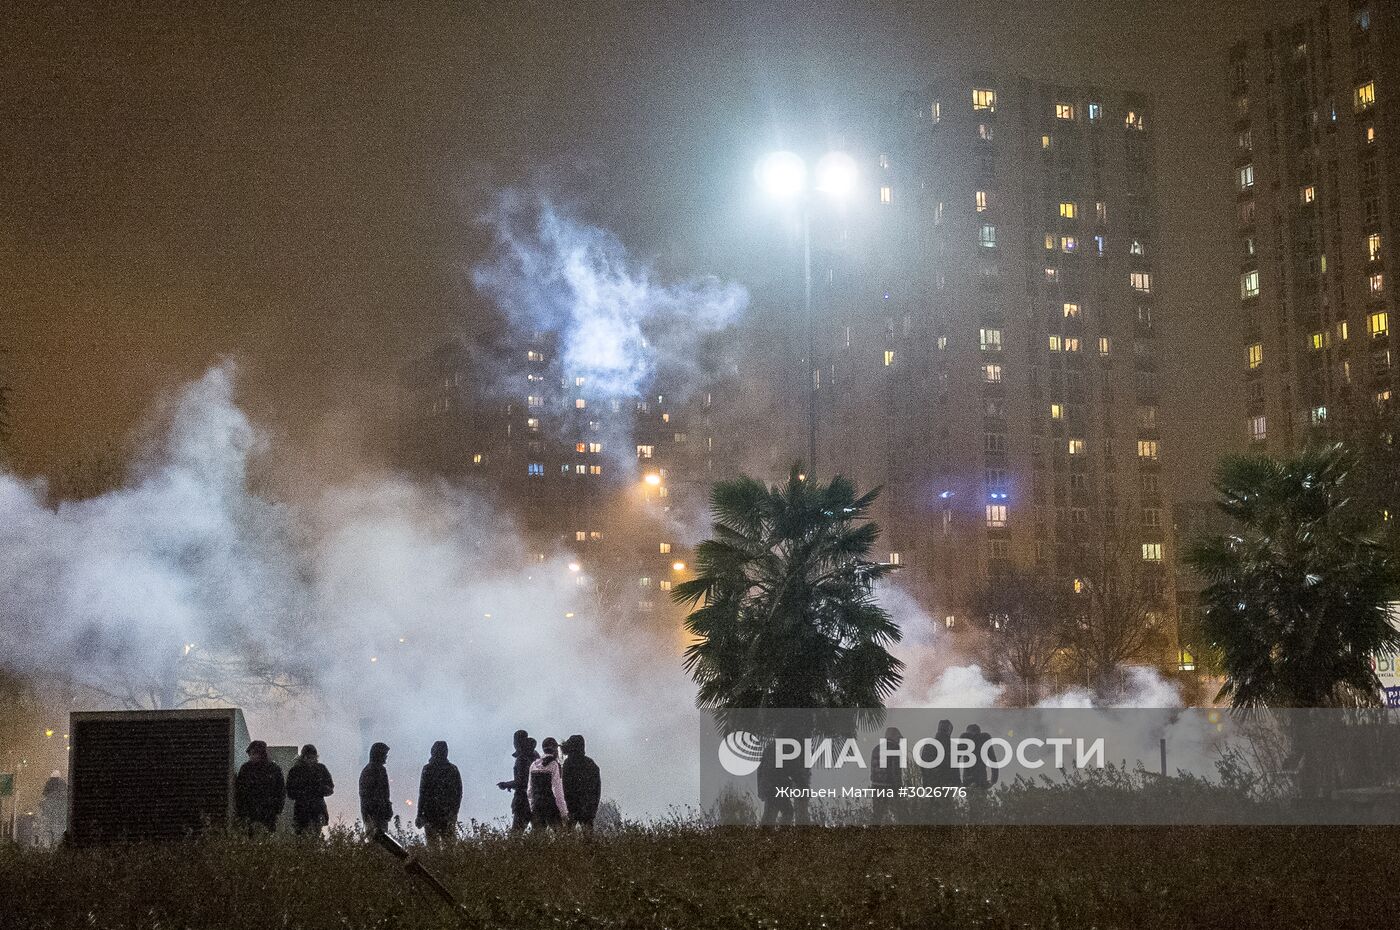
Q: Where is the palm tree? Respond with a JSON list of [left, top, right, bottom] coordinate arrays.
[[673, 467, 903, 723], [1185, 445, 1400, 708]]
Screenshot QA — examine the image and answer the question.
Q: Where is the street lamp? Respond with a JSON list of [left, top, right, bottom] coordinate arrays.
[[756, 148, 858, 475]]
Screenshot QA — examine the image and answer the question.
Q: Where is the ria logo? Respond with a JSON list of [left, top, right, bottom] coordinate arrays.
[[717, 730, 764, 776]]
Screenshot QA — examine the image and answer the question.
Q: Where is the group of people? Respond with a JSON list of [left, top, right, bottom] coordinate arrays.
[[233, 730, 602, 839]]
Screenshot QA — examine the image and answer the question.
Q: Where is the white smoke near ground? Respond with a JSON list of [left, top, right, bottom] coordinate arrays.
[[0, 365, 699, 826]]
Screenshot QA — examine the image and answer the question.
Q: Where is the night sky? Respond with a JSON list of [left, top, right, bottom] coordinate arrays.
[[1, 0, 1317, 500]]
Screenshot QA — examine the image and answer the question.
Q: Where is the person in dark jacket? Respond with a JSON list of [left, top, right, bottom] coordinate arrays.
[[756, 740, 795, 826], [234, 740, 285, 833], [527, 737, 568, 830], [959, 724, 999, 789], [416, 740, 462, 845], [929, 719, 959, 788], [869, 727, 904, 824], [285, 744, 334, 835], [497, 730, 538, 832], [358, 742, 392, 836], [560, 734, 601, 831]]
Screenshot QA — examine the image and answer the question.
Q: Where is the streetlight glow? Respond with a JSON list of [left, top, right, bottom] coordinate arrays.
[[756, 150, 806, 200], [814, 151, 858, 199], [643, 473, 662, 486]]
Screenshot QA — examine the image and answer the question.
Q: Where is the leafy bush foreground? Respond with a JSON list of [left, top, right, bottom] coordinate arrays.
[[1, 821, 1393, 930]]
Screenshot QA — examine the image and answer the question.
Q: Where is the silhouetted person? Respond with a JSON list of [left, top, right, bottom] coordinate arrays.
[[359, 742, 392, 836], [930, 719, 958, 788], [757, 741, 794, 826], [528, 737, 568, 830], [560, 734, 601, 831], [416, 740, 462, 845], [497, 730, 538, 832], [869, 727, 904, 824], [959, 724, 999, 790], [285, 744, 334, 835], [234, 741, 285, 833], [38, 771, 69, 845]]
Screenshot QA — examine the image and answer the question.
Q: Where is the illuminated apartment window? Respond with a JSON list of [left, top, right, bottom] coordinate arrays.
[[1355, 81, 1376, 112], [527, 350, 544, 362], [1063, 302, 1081, 318], [1068, 438, 1085, 455], [1301, 185, 1315, 204], [978, 123, 994, 141], [975, 190, 988, 212], [889, 552, 902, 565], [878, 153, 890, 169], [528, 395, 543, 408], [575, 442, 587, 453], [1310, 406, 1328, 426], [1371, 274, 1386, 296], [575, 531, 587, 542], [982, 364, 1003, 383], [985, 504, 1008, 527], [1048, 335, 1063, 352], [1125, 110, 1144, 130], [1368, 234, 1382, 263], [589, 465, 601, 475], [1247, 343, 1263, 368], [1064, 337, 1081, 352], [1098, 336, 1111, 356], [1338, 321, 1350, 341], [979, 328, 1002, 351], [575, 398, 586, 409], [1378, 390, 1393, 407], [973, 88, 996, 111], [527, 417, 541, 433], [1137, 440, 1159, 460], [1041, 134, 1052, 150], [1241, 270, 1260, 299], [979, 224, 997, 247], [588, 442, 602, 453], [636, 444, 654, 458], [1060, 236, 1077, 252], [659, 580, 672, 592], [1141, 543, 1163, 562], [1059, 201, 1077, 219], [575, 376, 586, 386], [1050, 403, 1064, 420], [880, 185, 892, 205], [1130, 272, 1152, 293], [937, 335, 948, 350], [1248, 416, 1266, 441], [883, 350, 895, 366], [472, 453, 483, 465], [575, 464, 586, 474], [1044, 233, 1057, 251], [1369, 311, 1388, 337], [1045, 267, 1058, 281], [1238, 164, 1254, 190], [528, 463, 544, 477], [1366, 125, 1376, 144], [1088, 102, 1102, 120], [659, 542, 671, 554], [931, 100, 941, 123]]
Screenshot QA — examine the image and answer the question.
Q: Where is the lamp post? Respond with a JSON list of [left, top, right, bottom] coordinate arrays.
[[756, 150, 858, 476]]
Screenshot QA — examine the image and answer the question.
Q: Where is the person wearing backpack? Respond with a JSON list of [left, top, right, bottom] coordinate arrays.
[[527, 736, 568, 830]]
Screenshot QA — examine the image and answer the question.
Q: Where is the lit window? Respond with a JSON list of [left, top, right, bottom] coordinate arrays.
[[980, 328, 1002, 351], [978, 123, 994, 141], [472, 453, 483, 465], [1378, 390, 1393, 407], [1300, 185, 1315, 204], [1098, 336, 1111, 356], [527, 350, 544, 362], [1041, 134, 1052, 150], [979, 224, 997, 248], [1338, 321, 1350, 341], [575, 442, 587, 453], [1088, 103, 1102, 120], [1130, 239, 1145, 256], [1371, 273, 1386, 296], [1368, 233, 1382, 263], [883, 350, 895, 366], [1247, 343, 1263, 368], [528, 395, 543, 408], [976, 190, 988, 212], [1125, 110, 1144, 130], [1060, 236, 1077, 252], [1310, 405, 1327, 425], [931, 100, 941, 123], [527, 417, 541, 432], [880, 185, 892, 204], [1310, 332, 1325, 350], [1355, 81, 1376, 112], [575, 464, 586, 474], [973, 88, 996, 111], [1048, 335, 1062, 352], [575, 376, 586, 386], [1063, 302, 1080, 318], [1056, 102, 1076, 120], [1137, 440, 1159, 460], [1068, 438, 1085, 455], [1130, 272, 1152, 293], [575, 398, 586, 409], [1059, 201, 1077, 219], [1064, 337, 1081, 353], [1044, 233, 1057, 251], [1369, 311, 1388, 337], [1141, 543, 1162, 562], [985, 504, 1008, 527], [1050, 403, 1064, 420], [1045, 266, 1058, 281], [660, 542, 671, 554], [528, 463, 544, 477], [1248, 416, 1266, 441], [1241, 270, 1260, 299], [589, 442, 602, 453], [1238, 164, 1255, 190], [878, 153, 890, 169], [889, 552, 902, 565], [982, 364, 1003, 383], [589, 464, 601, 475], [1366, 125, 1376, 144]]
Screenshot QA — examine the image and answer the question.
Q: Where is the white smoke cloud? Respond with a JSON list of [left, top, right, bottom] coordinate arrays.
[[0, 365, 698, 825]]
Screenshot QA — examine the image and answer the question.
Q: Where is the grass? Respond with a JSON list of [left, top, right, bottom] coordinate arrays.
[[1, 822, 1393, 929]]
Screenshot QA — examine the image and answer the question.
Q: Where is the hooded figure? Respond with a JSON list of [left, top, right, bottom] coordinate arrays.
[[416, 740, 462, 845], [959, 724, 999, 789], [869, 727, 904, 824], [930, 719, 959, 788], [497, 730, 538, 832], [235, 741, 285, 833], [358, 742, 392, 836], [560, 734, 601, 830], [285, 744, 334, 835], [527, 737, 568, 829]]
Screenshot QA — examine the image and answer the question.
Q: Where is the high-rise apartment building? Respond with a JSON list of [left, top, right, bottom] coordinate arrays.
[[814, 76, 1173, 637], [1230, 1, 1398, 451]]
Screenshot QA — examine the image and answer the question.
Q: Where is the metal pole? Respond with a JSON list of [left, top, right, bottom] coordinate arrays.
[[803, 205, 816, 474]]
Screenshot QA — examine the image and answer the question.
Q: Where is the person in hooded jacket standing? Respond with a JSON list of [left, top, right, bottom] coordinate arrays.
[[527, 737, 568, 830], [358, 742, 392, 836], [234, 740, 285, 833], [560, 734, 601, 831], [497, 729, 538, 832], [285, 744, 334, 836], [416, 740, 462, 845]]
